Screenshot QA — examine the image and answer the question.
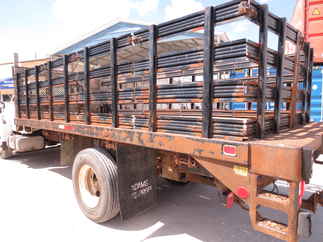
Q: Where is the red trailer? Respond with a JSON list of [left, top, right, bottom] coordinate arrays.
[[290, 0, 323, 63]]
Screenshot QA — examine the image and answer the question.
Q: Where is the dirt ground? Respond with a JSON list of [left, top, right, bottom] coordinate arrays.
[[0, 148, 322, 242]]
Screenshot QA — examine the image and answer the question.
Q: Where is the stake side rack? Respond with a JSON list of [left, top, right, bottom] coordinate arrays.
[[13, 1, 323, 242]]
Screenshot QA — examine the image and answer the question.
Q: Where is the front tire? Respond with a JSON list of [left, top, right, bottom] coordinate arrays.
[[72, 148, 119, 223], [0, 143, 13, 159]]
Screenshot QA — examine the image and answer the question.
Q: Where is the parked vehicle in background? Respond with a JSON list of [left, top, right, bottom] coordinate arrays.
[[290, 1, 323, 122]]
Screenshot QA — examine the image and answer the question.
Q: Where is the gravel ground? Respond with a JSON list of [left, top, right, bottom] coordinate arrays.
[[0, 148, 322, 242]]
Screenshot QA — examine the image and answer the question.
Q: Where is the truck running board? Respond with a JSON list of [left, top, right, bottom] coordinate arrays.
[[249, 174, 301, 242]]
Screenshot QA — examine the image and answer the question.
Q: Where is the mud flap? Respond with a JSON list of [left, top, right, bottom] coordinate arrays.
[[302, 146, 315, 183], [298, 210, 312, 238], [117, 143, 157, 220]]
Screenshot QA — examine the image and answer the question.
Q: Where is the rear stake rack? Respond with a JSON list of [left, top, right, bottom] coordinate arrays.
[[12, 1, 319, 242]]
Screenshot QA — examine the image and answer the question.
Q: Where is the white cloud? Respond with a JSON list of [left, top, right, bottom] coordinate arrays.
[[134, 0, 159, 16], [257, 0, 271, 3], [0, 0, 160, 64], [50, 0, 160, 54], [0, 66, 13, 79], [232, 20, 251, 33], [0, 26, 51, 62], [52, 0, 133, 41], [52, 0, 159, 31], [1, 0, 135, 64], [164, 0, 204, 21]]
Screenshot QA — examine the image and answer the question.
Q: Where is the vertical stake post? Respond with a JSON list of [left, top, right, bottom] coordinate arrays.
[[48, 61, 54, 121], [63, 55, 69, 123], [257, 4, 269, 138], [148, 25, 157, 132], [202, 7, 215, 138], [15, 73, 21, 118], [303, 42, 310, 124], [289, 32, 301, 128], [24, 69, 30, 119], [84, 47, 91, 125], [274, 17, 286, 133], [35, 66, 41, 120], [111, 38, 119, 128]]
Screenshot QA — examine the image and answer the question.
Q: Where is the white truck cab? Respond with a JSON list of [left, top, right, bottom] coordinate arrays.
[[0, 100, 16, 158], [0, 98, 44, 158]]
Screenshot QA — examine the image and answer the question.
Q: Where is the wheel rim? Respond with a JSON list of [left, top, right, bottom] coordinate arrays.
[[78, 164, 101, 208]]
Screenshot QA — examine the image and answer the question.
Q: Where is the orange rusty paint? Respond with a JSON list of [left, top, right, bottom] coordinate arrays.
[[195, 157, 250, 202], [16, 118, 249, 164], [250, 144, 302, 181], [191, 26, 204, 32]]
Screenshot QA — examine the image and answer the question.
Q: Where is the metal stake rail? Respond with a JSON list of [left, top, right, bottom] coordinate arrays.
[[15, 0, 313, 141]]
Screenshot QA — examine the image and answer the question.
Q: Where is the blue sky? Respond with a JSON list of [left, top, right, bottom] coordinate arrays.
[[0, 0, 297, 65]]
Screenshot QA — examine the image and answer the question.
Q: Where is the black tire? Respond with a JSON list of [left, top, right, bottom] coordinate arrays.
[[0, 143, 13, 159], [298, 210, 312, 238], [72, 148, 119, 223], [164, 178, 190, 185]]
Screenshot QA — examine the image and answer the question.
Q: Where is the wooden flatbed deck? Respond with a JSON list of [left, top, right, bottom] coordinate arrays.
[[251, 122, 323, 148], [249, 122, 323, 182]]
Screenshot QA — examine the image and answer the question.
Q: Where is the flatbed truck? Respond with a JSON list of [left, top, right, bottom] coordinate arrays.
[[2, 1, 323, 241]]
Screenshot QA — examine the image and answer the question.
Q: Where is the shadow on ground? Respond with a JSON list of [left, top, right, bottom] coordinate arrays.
[[7, 148, 323, 242], [8, 147, 72, 179]]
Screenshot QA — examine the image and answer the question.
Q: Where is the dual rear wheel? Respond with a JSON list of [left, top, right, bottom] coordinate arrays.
[[72, 148, 119, 223]]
